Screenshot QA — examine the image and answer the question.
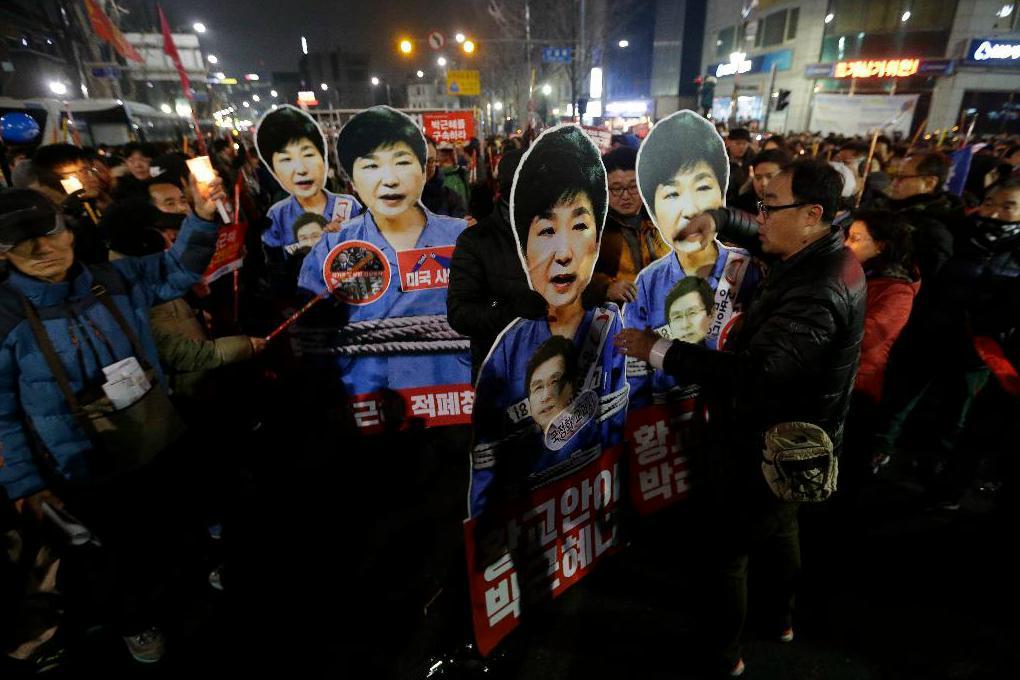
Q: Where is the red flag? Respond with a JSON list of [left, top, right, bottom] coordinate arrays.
[[157, 3, 192, 100], [157, 3, 207, 155], [84, 0, 143, 63]]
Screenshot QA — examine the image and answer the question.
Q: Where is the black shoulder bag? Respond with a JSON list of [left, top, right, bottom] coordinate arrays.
[[16, 284, 186, 479]]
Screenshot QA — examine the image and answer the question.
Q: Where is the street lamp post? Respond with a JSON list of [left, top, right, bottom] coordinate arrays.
[[728, 50, 746, 127], [371, 77, 392, 106]]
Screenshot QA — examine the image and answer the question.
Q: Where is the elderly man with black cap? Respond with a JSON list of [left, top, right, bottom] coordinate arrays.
[[448, 148, 547, 378], [0, 173, 225, 665]]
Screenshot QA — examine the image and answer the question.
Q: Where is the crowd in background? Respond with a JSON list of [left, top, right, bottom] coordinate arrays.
[[0, 113, 1019, 676]]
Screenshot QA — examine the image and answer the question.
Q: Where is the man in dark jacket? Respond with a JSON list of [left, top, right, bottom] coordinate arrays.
[[447, 150, 545, 377], [422, 137, 467, 218], [616, 159, 866, 677], [725, 128, 754, 207], [883, 151, 963, 281]]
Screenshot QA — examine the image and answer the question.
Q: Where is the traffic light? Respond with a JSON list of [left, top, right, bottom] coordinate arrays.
[[462, 39, 476, 54], [776, 89, 791, 111], [399, 38, 414, 55]]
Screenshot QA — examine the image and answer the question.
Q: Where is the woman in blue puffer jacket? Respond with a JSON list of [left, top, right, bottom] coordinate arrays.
[[0, 175, 224, 664]]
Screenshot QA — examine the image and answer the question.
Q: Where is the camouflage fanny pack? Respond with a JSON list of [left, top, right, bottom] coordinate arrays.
[[761, 422, 837, 503]]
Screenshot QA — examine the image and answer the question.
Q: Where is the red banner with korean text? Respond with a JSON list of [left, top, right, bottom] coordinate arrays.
[[350, 384, 474, 432], [625, 399, 703, 516], [423, 111, 475, 144], [396, 246, 454, 292], [203, 222, 247, 283], [464, 446, 624, 656]]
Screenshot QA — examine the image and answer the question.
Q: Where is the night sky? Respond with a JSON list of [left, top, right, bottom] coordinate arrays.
[[155, 0, 496, 79]]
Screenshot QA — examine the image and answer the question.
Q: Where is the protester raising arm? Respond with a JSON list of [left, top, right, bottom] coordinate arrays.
[[681, 207, 763, 258], [109, 173, 225, 307]]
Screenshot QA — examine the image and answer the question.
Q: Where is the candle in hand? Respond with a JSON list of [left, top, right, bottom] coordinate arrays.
[[186, 156, 217, 185], [60, 177, 84, 195]]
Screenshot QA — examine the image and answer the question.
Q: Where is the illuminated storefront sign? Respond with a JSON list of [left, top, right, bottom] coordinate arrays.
[[708, 49, 793, 79], [966, 39, 1020, 65], [716, 58, 753, 77], [834, 58, 919, 78], [805, 58, 954, 78]]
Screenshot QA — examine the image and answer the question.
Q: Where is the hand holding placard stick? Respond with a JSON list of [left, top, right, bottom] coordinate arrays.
[[855, 130, 880, 209], [264, 293, 328, 343], [186, 156, 231, 223], [264, 245, 385, 343]]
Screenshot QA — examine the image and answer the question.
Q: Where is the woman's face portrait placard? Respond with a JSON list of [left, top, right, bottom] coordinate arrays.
[[254, 104, 328, 201], [336, 106, 428, 222], [510, 124, 608, 311], [636, 110, 730, 255]]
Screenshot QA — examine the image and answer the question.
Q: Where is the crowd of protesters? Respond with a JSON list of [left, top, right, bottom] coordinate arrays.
[[0, 112, 1018, 678]]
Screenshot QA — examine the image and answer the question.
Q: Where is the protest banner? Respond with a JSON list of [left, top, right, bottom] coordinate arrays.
[[203, 222, 247, 283], [464, 446, 624, 655], [466, 125, 627, 654], [423, 111, 475, 144], [624, 110, 761, 515]]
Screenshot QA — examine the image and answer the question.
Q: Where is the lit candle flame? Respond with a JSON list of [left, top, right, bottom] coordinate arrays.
[[60, 177, 84, 195], [186, 156, 216, 184]]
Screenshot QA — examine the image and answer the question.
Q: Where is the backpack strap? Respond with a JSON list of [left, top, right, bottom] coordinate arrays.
[[15, 291, 82, 414], [88, 284, 154, 372]]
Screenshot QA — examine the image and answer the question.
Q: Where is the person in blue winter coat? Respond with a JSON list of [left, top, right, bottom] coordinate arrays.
[[469, 125, 627, 517], [255, 106, 362, 271], [0, 173, 225, 664], [298, 106, 471, 430]]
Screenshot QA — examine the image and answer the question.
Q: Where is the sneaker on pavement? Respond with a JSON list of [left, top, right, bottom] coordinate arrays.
[[780, 626, 795, 642], [729, 657, 746, 677], [123, 627, 165, 664], [209, 566, 224, 591]]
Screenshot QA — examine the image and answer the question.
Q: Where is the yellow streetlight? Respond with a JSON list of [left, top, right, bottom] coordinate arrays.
[[399, 39, 414, 55], [462, 39, 476, 54]]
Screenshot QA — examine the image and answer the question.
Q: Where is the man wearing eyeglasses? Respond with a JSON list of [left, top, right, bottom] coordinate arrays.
[[25, 144, 110, 264], [615, 159, 866, 677], [587, 147, 670, 305], [882, 152, 961, 282]]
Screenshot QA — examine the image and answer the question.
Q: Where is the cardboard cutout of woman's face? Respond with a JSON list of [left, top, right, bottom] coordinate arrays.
[[636, 111, 729, 255], [510, 125, 608, 311], [254, 105, 328, 201], [336, 106, 428, 222]]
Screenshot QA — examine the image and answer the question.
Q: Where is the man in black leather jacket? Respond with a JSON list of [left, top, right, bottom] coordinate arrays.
[[448, 150, 546, 378], [617, 159, 866, 676]]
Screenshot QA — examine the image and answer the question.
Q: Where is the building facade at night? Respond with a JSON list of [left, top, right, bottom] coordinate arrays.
[[701, 0, 1019, 135]]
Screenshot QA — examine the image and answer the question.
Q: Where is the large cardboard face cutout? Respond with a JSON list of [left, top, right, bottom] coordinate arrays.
[[336, 105, 428, 222], [509, 124, 608, 313], [255, 104, 328, 202], [636, 110, 730, 255], [465, 127, 624, 659]]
